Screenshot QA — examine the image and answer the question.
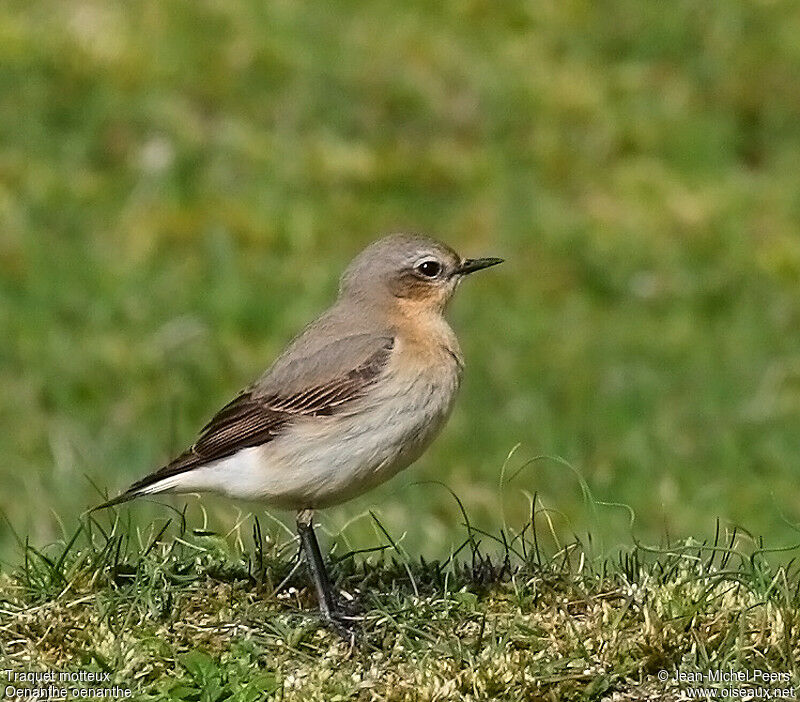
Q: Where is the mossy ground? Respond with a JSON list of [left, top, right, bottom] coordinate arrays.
[[1, 510, 798, 700]]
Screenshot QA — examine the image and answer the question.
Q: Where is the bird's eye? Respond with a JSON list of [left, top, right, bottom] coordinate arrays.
[[415, 259, 442, 278]]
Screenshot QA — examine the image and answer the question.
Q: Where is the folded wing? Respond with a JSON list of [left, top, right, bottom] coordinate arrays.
[[97, 334, 395, 507]]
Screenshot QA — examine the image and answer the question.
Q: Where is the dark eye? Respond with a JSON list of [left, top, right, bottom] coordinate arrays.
[[415, 259, 442, 278]]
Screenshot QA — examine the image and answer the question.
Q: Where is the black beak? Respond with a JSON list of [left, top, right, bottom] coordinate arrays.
[[457, 257, 504, 275]]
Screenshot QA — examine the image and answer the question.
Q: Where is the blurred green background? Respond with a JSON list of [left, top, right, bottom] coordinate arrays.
[[2, 0, 800, 563]]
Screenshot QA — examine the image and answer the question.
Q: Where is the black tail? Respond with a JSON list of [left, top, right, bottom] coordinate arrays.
[[90, 489, 140, 512], [90, 449, 202, 513]]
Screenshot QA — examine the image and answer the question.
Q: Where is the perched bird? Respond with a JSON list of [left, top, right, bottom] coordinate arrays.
[[97, 234, 502, 632]]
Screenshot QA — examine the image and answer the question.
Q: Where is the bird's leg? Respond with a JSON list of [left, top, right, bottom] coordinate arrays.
[[296, 509, 339, 624]]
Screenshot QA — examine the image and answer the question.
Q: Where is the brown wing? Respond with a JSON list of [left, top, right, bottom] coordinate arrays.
[[102, 337, 395, 505]]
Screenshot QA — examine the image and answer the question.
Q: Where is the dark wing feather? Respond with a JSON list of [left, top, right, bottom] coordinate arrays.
[[98, 336, 395, 506]]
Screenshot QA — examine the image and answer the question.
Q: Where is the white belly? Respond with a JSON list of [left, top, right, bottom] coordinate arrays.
[[162, 359, 462, 509]]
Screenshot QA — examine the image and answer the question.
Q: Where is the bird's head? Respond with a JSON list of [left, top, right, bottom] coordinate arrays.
[[339, 233, 503, 315]]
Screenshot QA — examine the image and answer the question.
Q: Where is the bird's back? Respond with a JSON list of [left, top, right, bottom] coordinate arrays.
[[252, 301, 396, 399]]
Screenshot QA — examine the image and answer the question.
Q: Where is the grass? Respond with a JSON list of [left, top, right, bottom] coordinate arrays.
[[3, 0, 800, 561], [1, 505, 799, 700]]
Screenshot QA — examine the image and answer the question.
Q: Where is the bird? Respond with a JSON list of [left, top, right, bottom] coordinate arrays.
[[96, 233, 502, 633]]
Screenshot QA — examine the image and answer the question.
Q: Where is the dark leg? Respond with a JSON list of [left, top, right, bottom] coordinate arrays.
[[296, 509, 339, 623]]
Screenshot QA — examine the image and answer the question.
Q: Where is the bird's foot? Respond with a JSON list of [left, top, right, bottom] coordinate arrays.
[[318, 596, 362, 645], [322, 610, 359, 644]]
